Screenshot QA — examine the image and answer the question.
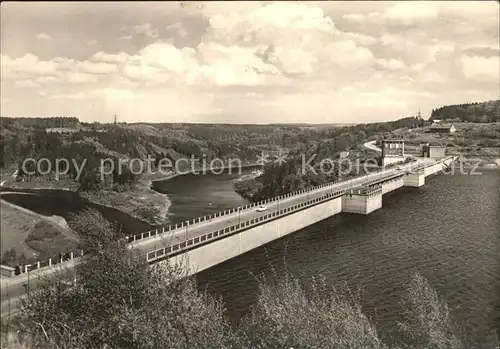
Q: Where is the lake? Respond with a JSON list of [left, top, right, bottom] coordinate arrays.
[[187, 170, 498, 348]]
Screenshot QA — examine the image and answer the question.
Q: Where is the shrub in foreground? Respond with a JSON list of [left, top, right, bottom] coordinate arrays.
[[238, 270, 388, 349], [13, 209, 236, 349], [2, 209, 489, 349]]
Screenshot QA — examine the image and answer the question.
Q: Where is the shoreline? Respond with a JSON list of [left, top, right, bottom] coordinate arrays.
[[0, 163, 261, 228], [0, 183, 164, 227], [0, 198, 77, 261]]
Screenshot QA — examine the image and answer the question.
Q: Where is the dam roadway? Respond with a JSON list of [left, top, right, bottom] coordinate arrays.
[[0, 157, 451, 318]]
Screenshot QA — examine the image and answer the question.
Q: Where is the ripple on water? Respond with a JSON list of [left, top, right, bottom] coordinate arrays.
[[195, 171, 499, 347]]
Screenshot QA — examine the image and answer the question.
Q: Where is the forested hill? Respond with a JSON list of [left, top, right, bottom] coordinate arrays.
[[430, 100, 499, 123]]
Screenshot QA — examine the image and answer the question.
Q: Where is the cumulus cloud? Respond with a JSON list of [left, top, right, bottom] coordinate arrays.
[[342, 13, 366, 22], [460, 55, 500, 81], [1, 54, 115, 86], [384, 2, 439, 25], [121, 63, 169, 84], [131, 23, 158, 38], [76, 61, 117, 75], [1, 53, 58, 79], [202, 2, 378, 79], [342, 32, 377, 46], [135, 43, 198, 73], [91, 52, 129, 64]]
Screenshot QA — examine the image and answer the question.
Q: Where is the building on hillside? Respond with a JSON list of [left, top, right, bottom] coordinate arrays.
[[421, 143, 446, 158], [381, 139, 406, 167], [429, 123, 456, 134]]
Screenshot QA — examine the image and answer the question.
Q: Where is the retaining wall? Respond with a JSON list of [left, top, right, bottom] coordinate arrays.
[[403, 171, 425, 187], [342, 189, 382, 215]]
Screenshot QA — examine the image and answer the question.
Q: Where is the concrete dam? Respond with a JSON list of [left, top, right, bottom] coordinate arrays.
[[1, 156, 456, 317], [148, 157, 455, 275]]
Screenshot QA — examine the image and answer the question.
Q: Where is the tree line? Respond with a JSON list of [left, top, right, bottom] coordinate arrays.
[[430, 100, 500, 123], [234, 116, 426, 201], [1, 117, 79, 130]]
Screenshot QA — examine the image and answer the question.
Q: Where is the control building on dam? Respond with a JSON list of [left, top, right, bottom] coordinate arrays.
[[1, 146, 457, 317]]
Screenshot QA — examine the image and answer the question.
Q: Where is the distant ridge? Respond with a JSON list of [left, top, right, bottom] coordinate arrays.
[[430, 99, 499, 123]]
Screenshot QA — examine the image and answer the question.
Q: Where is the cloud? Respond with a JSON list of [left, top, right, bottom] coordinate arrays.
[[462, 45, 500, 57], [49, 92, 86, 100], [460, 55, 500, 81], [342, 13, 366, 22], [341, 2, 441, 29], [342, 32, 377, 46], [97, 88, 139, 101], [86, 39, 98, 45], [1, 53, 115, 85], [195, 43, 284, 85], [384, 2, 439, 25], [119, 35, 132, 40], [76, 61, 118, 75], [202, 2, 377, 79], [245, 3, 335, 31], [376, 58, 406, 70], [323, 40, 374, 68], [65, 72, 99, 84], [35, 76, 57, 84], [121, 63, 169, 84], [51, 88, 138, 101], [35, 33, 53, 40], [378, 34, 456, 71], [166, 22, 188, 38], [131, 23, 158, 38], [91, 52, 129, 64], [1, 53, 58, 79], [14, 79, 39, 88], [135, 43, 198, 73]]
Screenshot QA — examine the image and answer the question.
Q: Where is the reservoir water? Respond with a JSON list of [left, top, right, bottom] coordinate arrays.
[[0, 191, 153, 234], [190, 170, 498, 348], [2, 169, 498, 347], [152, 167, 254, 223]]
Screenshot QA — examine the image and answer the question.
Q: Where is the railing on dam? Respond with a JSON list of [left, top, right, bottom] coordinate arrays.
[[145, 188, 347, 263], [12, 250, 83, 276], [127, 165, 418, 244]]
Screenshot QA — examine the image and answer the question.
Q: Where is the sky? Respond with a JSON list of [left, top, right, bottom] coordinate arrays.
[[1, 1, 499, 124]]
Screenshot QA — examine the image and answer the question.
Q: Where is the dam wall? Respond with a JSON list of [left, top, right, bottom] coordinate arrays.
[[380, 177, 404, 194], [163, 196, 343, 275]]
